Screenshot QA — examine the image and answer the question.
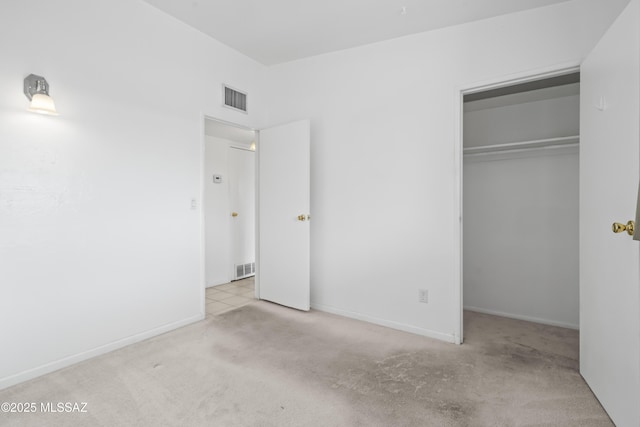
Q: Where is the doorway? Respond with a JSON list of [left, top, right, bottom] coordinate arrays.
[[458, 69, 581, 342], [203, 117, 257, 316], [201, 117, 312, 315]]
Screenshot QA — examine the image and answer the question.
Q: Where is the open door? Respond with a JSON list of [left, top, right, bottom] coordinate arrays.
[[580, 1, 640, 425], [228, 147, 255, 280], [257, 120, 310, 310]]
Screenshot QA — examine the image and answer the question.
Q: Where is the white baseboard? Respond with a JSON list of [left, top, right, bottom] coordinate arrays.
[[206, 278, 230, 288], [0, 313, 204, 391], [464, 306, 579, 330], [311, 302, 456, 344]]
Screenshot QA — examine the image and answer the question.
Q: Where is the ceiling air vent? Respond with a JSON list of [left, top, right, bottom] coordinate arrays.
[[223, 84, 248, 113]]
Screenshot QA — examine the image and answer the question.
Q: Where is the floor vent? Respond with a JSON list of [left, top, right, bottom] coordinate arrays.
[[223, 85, 248, 113], [235, 262, 255, 280]]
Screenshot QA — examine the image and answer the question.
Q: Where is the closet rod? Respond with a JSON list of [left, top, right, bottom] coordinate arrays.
[[464, 135, 579, 155]]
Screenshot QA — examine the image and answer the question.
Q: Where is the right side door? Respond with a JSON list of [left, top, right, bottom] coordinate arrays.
[[579, 1, 640, 425]]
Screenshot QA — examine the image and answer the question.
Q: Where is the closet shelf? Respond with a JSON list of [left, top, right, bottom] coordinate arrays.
[[464, 135, 579, 155]]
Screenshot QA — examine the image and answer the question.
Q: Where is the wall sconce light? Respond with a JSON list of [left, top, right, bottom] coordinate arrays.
[[250, 141, 256, 151], [24, 74, 58, 116]]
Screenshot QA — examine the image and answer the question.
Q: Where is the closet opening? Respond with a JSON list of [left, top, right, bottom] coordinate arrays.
[[461, 71, 580, 342]]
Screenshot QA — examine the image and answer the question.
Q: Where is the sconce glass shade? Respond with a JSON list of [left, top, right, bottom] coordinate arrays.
[[250, 141, 256, 151], [24, 74, 58, 116], [28, 93, 58, 116]]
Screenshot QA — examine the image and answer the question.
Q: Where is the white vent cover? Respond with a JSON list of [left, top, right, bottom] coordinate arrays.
[[223, 85, 248, 113], [235, 262, 255, 280]]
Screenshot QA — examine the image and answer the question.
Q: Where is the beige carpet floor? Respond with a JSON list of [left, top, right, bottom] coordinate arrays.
[[0, 303, 612, 426]]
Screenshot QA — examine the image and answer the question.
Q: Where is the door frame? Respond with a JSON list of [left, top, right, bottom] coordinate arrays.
[[453, 62, 581, 344], [200, 114, 259, 315]]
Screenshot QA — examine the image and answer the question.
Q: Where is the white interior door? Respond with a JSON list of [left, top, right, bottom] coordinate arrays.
[[257, 120, 310, 310], [228, 147, 255, 279], [580, 1, 640, 425]]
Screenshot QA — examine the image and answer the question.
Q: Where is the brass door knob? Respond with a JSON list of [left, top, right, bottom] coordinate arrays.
[[231, 212, 238, 217], [297, 214, 306, 221], [612, 220, 635, 236]]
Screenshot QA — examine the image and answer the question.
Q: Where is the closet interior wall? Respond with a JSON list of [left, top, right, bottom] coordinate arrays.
[[463, 82, 580, 329]]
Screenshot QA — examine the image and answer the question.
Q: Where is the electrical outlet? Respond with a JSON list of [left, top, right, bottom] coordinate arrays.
[[419, 289, 429, 303]]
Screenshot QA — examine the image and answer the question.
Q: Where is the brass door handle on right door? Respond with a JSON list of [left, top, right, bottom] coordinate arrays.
[[612, 220, 635, 236]]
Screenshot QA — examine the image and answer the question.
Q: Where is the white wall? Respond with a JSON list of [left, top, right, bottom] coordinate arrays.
[[0, 0, 266, 389], [204, 136, 232, 286], [464, 94, 580, 147], [463, 147, 579, 328], [264, 0, 627, 342], [204, 136, 254, 287]]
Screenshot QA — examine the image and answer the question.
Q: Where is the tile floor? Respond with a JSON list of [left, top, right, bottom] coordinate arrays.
[[205, 277, 256, 316]]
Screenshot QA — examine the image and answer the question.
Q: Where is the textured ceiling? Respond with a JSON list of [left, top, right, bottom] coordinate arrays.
[[143, 0, 572, 65]]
